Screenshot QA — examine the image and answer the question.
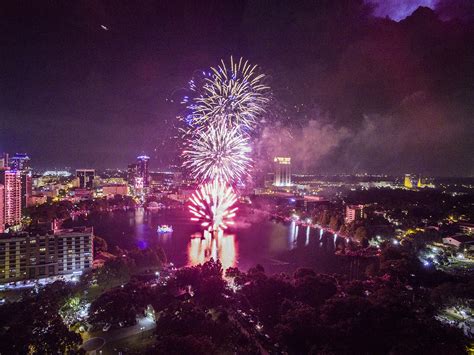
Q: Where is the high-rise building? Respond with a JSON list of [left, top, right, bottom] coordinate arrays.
[[345, 204, 365, 224], [10, 153, 32, 210], [273, 157, 292, 187], [76, 169, 95, 189], [0, 227, 93, 283], [10, 153, 30, 171], [127, 163, 138, 185], [20, 172, 32, 209], [0, 153, 9, 168], [137, 155, 150, 188], [0, 185, 4, 233], [0, 169, 22, 227]]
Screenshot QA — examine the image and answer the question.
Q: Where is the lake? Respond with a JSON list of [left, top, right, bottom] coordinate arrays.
[[79, 207, 347, 274]]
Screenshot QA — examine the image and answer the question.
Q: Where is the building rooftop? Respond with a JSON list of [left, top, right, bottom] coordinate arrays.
[[0, 227, 93, 240], [445, 234, 473, 243]]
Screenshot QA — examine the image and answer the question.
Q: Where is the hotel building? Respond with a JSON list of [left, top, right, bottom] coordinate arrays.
[[0, 227, 93, 283], [0, 169, 22, 227]]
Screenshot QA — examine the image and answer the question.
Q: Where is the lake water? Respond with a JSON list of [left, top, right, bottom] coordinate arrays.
[[80, 207, 347, 274]]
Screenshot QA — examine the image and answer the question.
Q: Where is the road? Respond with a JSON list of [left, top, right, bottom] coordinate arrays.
[[82, 316, 155, 346], [229, 312, 269, 355]]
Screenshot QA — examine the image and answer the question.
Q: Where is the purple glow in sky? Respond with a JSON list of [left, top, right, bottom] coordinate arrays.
[[370, 0, 436, 21]]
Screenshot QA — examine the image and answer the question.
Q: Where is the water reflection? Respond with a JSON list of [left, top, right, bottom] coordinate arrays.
[[288, 221, 298, 249], [156, 232, 173, 244], [187, 230, 238, 270], [84, 209, 344, 274], [134, 207, 146, 246]]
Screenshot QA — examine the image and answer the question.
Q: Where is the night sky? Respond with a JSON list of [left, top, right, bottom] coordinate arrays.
[[1, 0, 473, 176]]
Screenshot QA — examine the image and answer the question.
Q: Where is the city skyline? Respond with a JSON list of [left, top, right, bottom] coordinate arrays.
[[1, 1, 474, 175]]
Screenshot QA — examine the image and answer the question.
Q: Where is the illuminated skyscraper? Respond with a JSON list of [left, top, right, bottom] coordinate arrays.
[[76, 169, 95, 189], [10, 153, 32, 209], [10, 153, 30, 171], [127, 163, 138, 185], [0, 169, 22, 227], [273, 157, 292, 187], [136, 155, 150, 188]]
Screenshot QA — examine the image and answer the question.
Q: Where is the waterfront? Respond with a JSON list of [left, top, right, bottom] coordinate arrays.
[[77, 207, 346, 274]]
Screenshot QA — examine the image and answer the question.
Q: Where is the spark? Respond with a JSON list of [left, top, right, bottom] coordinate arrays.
[[180, 57, 269, 233], [182, 122, 252, 183], [184, 57, 269, 132], [188, 179, 238, 232]]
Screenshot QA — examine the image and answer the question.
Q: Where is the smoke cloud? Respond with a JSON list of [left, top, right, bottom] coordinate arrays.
[[257, 120, 350, 172], [257, 90, 473, 176]]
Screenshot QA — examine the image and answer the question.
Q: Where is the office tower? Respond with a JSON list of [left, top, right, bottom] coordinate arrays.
[[0, 185, 4, 233], [0, 227, 93, 283], [10, 153, 32, 209], [20, 172, 32, 209], [136, 155, 150, 187], [0, 153, 8, 168], [345, 204, 365, 224], [10, 153, 30, 171], [273, 157, 292, 187], [0, 169, 22, 226], [76, 169, 95, 189], [127, 163, 138, 185]]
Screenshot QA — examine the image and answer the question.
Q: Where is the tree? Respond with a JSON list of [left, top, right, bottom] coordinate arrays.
[[154, 335, 215, 355], [89, 287, 138, 327], [93, 235, 108, 253], [329, 216, 340, 231], [294, 274, 337, 308], [354, 226, 368, 245], [0, 281, 83, 354], [320, 210, 330, 226], [276, 302, 320, 354]]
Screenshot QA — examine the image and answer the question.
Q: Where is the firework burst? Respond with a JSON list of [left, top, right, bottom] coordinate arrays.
[[182, 122, 252, 183], [181, 57, 269, 233], [188, 179, 238, 232], [185, 57, 269, 131]]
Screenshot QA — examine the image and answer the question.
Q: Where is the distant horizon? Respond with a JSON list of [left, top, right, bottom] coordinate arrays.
[[24, 165, 474, 179]]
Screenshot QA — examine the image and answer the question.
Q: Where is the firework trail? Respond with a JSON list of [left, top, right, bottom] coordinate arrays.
[[188, 179, 238, 232], [182, 121, 252, 184]]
